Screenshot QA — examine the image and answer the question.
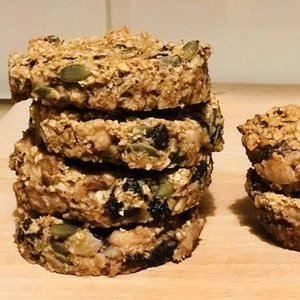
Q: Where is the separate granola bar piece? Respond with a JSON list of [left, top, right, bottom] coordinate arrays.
[[245, 168, 300, 251], [238, 104, 300, 190]]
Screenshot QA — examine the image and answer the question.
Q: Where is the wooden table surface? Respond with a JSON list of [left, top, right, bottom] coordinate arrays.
[[1, 84, 300, 299]]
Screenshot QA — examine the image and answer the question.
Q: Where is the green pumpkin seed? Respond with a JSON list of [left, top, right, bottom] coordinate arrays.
[[35, 86, 53, 99], [54, 252, 72, 265], [161, 55, 182, 67], [59, 64, 91, 82], [129, 142, 158, 156], [182, 40, 199, 61], [50, 223, 78, 240], [156, 181, 175, 199], [50, 240, 69, 254]]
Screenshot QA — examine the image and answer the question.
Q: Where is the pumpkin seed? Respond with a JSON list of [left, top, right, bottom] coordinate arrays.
[[129, 142, 158, 156], [156, 181, 175, 199], [161, 55, 182, 67], [54, 252, 72, 265], [59, 64, 91, 82], [35, 86, 54, 100], [50, 240, 69, 254], [50, 223, 78, 240], [182, 40, 199, 61]]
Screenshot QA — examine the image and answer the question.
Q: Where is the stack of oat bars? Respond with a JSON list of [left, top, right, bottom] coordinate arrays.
[[8, 28, 224, 276]]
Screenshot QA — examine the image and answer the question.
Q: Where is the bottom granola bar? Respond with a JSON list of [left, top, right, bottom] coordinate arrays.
[[245, 168, 300, 251], [15, 206, 204, 276]]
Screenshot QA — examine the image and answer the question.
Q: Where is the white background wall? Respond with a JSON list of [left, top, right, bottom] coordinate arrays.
[[0, 0, 107, 98], [1, 0, 300, 98]]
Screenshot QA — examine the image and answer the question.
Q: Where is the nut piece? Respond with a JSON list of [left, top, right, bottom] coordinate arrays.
[[59, 64, 91, 82], [156, 181, 175, 199], [182, 40, 199, 61]]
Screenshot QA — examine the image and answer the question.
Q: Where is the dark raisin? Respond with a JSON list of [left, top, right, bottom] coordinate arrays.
[[247, 169, 270, 193], [90, 227, 114, 241], [148, 238, 178, 267], [123, 207, 141, 219], [148, 199, 171, 220], [23, 219, 32, 231], [124, 238, 178, 269], [124, 253, 148, 269], [168, 151, 187, 165], [246, 145, 274, 164], [104, 193, 124, 220], [25, 230, 43, 240], [191, 161, 208, 182], [147, 124, 169, 150], [122, 178, 142, 194], [16, 229, 25, 243]]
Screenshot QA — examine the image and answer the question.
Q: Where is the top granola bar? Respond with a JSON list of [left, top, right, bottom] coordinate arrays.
[[9, 28, 212, 112]]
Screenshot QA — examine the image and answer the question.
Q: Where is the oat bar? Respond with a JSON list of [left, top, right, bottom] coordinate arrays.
[[10, 132, 213, 227], [9, 28, 211, 112], [245, 168, 300, 251], [30, 95, 223, 170], [238, 104, 300, 189], [15, 205, 204, 276]]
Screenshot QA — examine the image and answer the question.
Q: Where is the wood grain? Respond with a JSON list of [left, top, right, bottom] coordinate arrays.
[[1, 84, 299, 299]]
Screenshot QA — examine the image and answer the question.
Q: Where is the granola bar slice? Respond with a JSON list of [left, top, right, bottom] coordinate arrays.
[[9, 28, 211, 112]]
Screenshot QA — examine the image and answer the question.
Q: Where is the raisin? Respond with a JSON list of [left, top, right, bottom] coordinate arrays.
[[147, 124, 169, 150], [148, 199, 171, 220], [168, 151, 187, 165], [124, 238, 178, 269], [191, 161, 208, 182], [16, 229, 25, 243], [122, 178, 142, 194], [147, 238, 178, 267], [104, 193, 124, 220], [23, 219, 32, 231], [124, 253, 148, 269], [90, 227, 114, 241], [247, 169, 270, 193], [247, 145, 274, 164]]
